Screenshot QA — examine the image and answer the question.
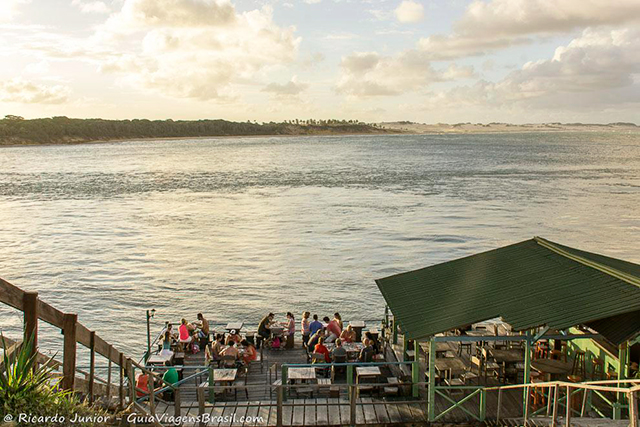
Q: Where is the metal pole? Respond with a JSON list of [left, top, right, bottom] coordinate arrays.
[[146, 310, 151, 364], [523, 331, 532, 414]]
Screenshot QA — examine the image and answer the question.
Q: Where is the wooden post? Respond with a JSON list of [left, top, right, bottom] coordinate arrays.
[[629, 391, 638, 427], [106, 354, 113, 403], [428, 337, 436, 422], [276, 385, 283, 427], [412, 358, 419, 398], [88, 331, 95, 403], [127, 358, 135, 404], [174, 388, 181, 418], [119, 352, 125, 409], [547, 385, 554, 416], [148, 368, 155, 415], [22, 292, 38, 364], [551, 384, 559, 427], [197, 385, 205, 427], [208, 366, 215, 404], [479, 388, 486, 422], [281, 365, 288, 401], [581, 388, 589, 417], [497, 388, 503, 423], [524, 385, 530, 423], [350, 385, 357, 426], [615, 342, 628, 420], [565, 386, 571, 427], [392, 318, 398, 345], [62, 313, 78, 391], [402, 337, 408, 362]]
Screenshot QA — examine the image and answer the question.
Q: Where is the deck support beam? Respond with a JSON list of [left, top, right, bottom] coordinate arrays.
[[23, 291, 38, 366], [62, 313, 78, 391], [427, 337, 436, 422], [523, 331, 532, 414]]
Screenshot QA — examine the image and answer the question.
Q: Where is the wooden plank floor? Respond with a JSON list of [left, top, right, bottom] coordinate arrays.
[[146, 338, 615, 425]]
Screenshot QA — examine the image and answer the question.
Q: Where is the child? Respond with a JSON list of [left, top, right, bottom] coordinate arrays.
[[271, 335, 281, 350]]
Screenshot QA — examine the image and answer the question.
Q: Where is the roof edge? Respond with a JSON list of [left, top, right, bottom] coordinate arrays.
[[534, 236, 640, 290]]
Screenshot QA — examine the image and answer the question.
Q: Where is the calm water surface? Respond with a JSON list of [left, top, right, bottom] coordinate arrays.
[[1, 132, 639, 357]]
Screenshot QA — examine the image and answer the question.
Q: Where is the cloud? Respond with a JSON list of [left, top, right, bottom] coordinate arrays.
[[418, 0, 640, 60], [95, 0, 300, 100], [71, 0, 110, 14], [0, 0, 30, 22], [395, 1, 424, 23], [425, 28, 640, 112], [0, 78, 70, 104], [336, 50, 474, 97], [262, 76, 308, 96]]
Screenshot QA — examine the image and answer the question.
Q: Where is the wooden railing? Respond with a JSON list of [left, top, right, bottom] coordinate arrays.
[[0, 277, 141, 411]]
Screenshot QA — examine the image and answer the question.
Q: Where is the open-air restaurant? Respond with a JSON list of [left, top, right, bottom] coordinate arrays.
[[130, 237, 640, 425]]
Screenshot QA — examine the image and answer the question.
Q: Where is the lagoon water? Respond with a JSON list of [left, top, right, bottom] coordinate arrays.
[[1, 132, 640, 357]]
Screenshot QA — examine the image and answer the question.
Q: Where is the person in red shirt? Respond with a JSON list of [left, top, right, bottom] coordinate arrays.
[[314, 337, 331, 363]]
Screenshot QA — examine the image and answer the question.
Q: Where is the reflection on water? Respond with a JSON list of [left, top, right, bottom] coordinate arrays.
[[1, 132, 639, 356]]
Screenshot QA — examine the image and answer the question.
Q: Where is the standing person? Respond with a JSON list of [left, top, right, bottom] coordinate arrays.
[[325, 316, 341, 343], [257, 313, 275, 349], [334, 313, 343, 330], [309, 314, 323, 337], [283, 312, 295, 349], [301, 312, 311, 349]]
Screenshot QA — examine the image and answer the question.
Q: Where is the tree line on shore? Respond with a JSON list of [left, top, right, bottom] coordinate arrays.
[[0, 115, 389, 145]]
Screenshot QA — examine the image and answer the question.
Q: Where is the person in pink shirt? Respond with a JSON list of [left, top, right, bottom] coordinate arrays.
[[324, 316, 341, 343]]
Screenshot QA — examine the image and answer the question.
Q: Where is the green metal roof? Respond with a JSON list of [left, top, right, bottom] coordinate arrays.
[[375, 237, 640, 345]]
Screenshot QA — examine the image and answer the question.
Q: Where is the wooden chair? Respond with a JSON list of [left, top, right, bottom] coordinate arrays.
[[221, 355, 237, 369], [312, 352, 329, 377], [571, 350, 586, 381], [384, 377, 399, 397], [331, 354, 347, 381], [591, 358, 604, 380]]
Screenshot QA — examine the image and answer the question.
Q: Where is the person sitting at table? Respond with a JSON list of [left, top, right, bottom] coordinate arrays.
[[363, 331, 380, 353], [221, 340, 240, 360], [257, 312, 275, 349], [206, 333, 224, 363], [359, 339, 374, 363], [334, 313, 343, 330], [162, 360, 179, 401], [308, 327, 325, 350], [301, 311, 311, 349], [313, 336, 331, 363], [331, 338, 348, 361], [226, 329, 241, 345], [161, 330, 173, 356], [178, 318, 193, 351], [136, 372, 150, 398], [309, 314, 323, 338], [197, 313, 210, 340], [241, 339, 257, 365], [340, 325, 356, 343], [325, 316, 341, 343], [282, 312, 295, 349]]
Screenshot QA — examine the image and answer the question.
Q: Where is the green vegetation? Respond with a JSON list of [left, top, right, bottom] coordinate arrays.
[[0, 115, 392, 146], [1, 336, 109, 426]]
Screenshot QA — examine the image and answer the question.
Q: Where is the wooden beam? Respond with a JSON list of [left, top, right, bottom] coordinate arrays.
[[0, 277, 25, 311], [62, 313, 78, 391], [88, 331, 96, 403], [23, 291, 38, 363]]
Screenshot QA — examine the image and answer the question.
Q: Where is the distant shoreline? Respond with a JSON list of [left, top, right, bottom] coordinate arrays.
[[2, 119, 639, 148]]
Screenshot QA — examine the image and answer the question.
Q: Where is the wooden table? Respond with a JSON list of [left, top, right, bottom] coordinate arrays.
[[434, 357, 468, 378], [420, 341, 455, 357], [532, 359, 573, 376], [147, 352, 173, 366], [213, 368, 238, 383], [225, 322, 244, 331], [489, 348, 524, 364], [288, 367, 317, 382]]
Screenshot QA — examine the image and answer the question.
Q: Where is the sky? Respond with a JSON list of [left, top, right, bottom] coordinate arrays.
[[0, 0, 639, 123]]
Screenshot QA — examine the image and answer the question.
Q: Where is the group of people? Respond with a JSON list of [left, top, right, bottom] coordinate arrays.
[[206, 332, 258, 367], [256, 312, 296, 349], [160, 313, 210, 355]]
